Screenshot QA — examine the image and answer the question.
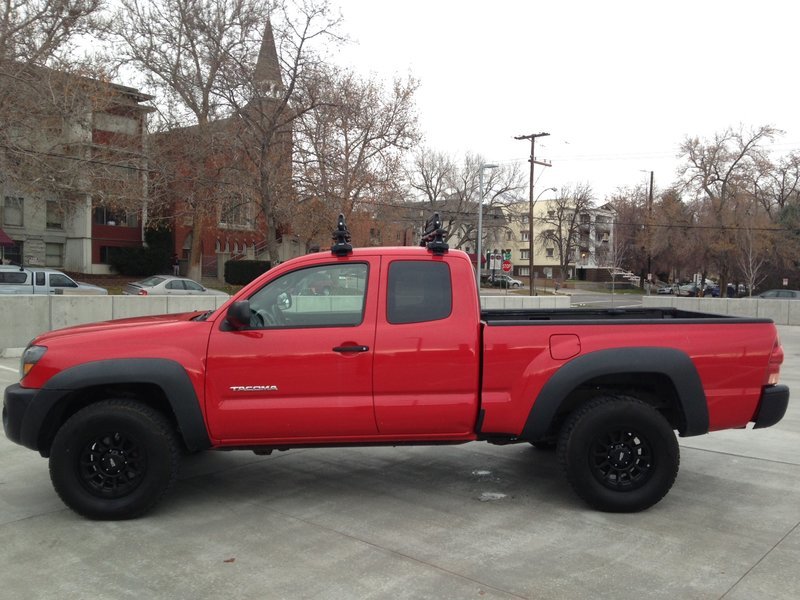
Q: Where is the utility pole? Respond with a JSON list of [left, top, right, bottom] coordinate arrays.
[[515, 132, 551, 295]]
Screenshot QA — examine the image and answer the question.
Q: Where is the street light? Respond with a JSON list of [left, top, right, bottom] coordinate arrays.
[[476, 163, 499, 285], [639, 170, 654, 289], [529, 186, 557, 295]]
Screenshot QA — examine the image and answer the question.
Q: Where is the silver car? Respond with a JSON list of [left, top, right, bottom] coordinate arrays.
[[123, 275, 227, 296]]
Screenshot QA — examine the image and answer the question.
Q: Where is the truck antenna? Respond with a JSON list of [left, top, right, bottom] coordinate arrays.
[[331, 213, 353, 256]]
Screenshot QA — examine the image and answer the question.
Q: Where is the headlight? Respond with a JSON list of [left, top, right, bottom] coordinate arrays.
[[20, 345, 47, 378]]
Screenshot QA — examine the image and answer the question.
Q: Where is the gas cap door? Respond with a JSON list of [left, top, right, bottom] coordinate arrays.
[[549, 334, 581, 360]]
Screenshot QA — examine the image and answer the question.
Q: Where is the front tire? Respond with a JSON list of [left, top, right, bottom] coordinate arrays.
[[557, 396, 679, 512], [49, 400, 180, 520]]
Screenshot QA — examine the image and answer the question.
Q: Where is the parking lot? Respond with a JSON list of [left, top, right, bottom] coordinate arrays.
[[1, 328, 799, 600]]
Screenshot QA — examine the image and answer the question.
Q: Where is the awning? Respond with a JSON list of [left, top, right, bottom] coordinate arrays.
[[0, 228, 15, 247]]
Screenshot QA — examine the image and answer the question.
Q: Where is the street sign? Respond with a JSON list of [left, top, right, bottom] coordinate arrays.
[[502, 260, 512, 273]]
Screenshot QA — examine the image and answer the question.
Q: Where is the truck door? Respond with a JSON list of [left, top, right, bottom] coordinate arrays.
[[373, 258, 481, 436], [205, 259, 379, 442]]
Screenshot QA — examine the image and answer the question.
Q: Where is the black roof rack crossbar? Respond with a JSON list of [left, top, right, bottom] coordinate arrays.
[[420, 212, 449, 254], [331, 213, 353, 256]]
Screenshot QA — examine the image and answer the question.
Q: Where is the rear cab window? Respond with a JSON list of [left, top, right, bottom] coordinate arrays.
[[387, 261, 452, 324]]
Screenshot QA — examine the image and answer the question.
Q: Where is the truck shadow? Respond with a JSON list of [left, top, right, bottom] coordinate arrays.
[[164, 444, 581, 516]]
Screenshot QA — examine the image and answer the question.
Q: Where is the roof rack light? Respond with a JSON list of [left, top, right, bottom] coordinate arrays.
[[331, 213, 353, 256], [420, 212, 449, 255]]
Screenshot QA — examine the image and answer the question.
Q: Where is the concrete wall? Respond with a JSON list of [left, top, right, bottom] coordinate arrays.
[[0, 294, 569, 354], [0, 295, 229, 354], [642, 296, 800, 325]]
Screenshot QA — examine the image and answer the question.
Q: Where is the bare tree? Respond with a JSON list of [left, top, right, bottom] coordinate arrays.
[[678, 125, 778, 295], [406, 151, 524, 253], [536, 183, 595, 283], [111, 0, 273, 279], [0, 1, 116, 220], [293, 66, 419, 248], [213, 0, 344, 264], [0, 0, 103, 66]]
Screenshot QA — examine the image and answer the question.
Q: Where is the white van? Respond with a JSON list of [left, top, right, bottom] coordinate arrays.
[[0, 266, 107, 295]]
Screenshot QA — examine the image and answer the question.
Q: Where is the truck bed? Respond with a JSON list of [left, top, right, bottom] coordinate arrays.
[[481, 307, 771, 324]]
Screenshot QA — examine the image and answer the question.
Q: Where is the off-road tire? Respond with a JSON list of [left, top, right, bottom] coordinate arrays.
[[557, 395, 679, 512], [49, 399, 180, 520]]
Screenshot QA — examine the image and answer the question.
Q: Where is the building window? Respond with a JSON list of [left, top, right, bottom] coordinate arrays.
[[521, 215, 529, 225], [3, 196, 23, 227], [94, 207, 138, 227], [544, 267, 553, 279], [220, 195, 252, 229], [521, 231, 530, 242], [546, 248, 554, 258], [520, 249, 530, 260], [45, 243, 64, 267], [518, 267, 530, 277], [46, 201, 64, 229], [2, 240, 22, 265], [505, 231, 512, 241]]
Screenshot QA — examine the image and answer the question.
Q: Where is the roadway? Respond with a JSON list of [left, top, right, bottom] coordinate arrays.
[[1, 328, 798, 599]]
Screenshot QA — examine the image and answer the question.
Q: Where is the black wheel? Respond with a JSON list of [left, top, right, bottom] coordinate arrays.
[[49, 400, 180, 520], [557, 396, 679, 512]]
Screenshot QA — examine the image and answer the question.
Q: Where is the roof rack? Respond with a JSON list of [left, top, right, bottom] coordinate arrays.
[[420, 212, 449, 254], [331, 213, 353, 256]]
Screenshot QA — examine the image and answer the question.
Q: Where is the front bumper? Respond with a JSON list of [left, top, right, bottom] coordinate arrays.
[[753, 384, 790, 429], [3, 384, 42, 451]]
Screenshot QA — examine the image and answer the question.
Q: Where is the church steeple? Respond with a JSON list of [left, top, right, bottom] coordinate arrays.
[[253, 19, 282, 93]]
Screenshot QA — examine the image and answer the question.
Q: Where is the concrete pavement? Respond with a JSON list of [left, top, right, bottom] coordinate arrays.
[[1, 329, 799, 599]]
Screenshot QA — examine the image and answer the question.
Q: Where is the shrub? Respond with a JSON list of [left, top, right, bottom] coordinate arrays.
[[107, 229, 172, 276]]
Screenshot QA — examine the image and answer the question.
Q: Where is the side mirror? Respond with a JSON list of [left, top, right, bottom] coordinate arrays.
[[226, 300, 252, 330], [277, 291, 292, 310]]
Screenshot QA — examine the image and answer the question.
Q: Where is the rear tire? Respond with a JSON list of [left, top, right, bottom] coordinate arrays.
[[49, 399, 180, 520], [557, 395, 679, 512]]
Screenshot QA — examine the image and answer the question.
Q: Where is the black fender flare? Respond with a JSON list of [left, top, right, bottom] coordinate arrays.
[[23, 358, 211, 454], [520, 347, 709, 440]]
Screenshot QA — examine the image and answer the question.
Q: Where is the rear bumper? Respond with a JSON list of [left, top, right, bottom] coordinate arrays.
[[753, 385, 790, 429]]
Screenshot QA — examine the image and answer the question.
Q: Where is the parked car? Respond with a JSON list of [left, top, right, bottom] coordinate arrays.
[[491, 274, 523, 288], [0, 265, 107, 295], [678, 283, 717, 297], [4, 213, 789, 519], [656, 284, 677, 295], [758, 289, 800, 299], [123, 275, 227, 296]]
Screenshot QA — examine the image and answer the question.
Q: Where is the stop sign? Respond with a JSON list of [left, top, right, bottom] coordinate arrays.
[[502, 260, 512, 273]]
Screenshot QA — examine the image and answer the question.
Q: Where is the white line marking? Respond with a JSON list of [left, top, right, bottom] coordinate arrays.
[[0, 365, 18, 373]]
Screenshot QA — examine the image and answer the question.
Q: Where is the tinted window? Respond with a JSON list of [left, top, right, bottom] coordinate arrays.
[[184, 280, 204, 291], [248, 263, 368, 329], [166, 280, 184, 290], [49, 273, 77, 288], [387, 261, 452, 324], [0, 271, 27, 284]]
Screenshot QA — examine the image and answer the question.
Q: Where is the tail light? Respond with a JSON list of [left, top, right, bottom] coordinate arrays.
[[138, 289, 148, 296], [765, 338, 784, 386]]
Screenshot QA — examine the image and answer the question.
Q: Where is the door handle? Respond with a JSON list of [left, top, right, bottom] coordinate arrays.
[[333, 345, 369, 353]]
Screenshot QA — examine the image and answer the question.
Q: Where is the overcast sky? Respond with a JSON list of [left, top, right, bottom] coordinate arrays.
[[331, 0, 799, 200]]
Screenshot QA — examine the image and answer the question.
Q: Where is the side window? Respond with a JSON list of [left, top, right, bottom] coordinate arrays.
[[387, 261, 452, 325], [184, 280, 204, 292], [166, 280, 184, 290], [248, 263, 368, 329], [49, 273, 77, 288], [0, 271, 28, 284], [35, 272, 45, 286]]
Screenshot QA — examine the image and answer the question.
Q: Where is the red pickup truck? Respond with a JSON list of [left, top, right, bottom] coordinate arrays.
[[3, 217, 790, 519]]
